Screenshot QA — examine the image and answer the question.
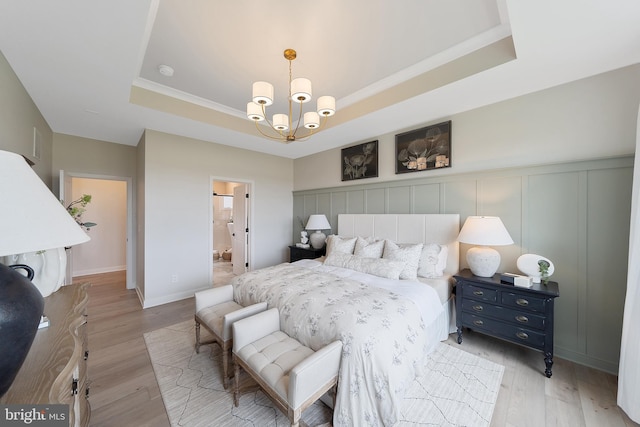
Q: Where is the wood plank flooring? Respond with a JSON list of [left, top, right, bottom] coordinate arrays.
[[81, 270, 638, 427]]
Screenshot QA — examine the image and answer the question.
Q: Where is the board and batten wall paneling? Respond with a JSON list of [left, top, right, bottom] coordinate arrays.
[[586, 167, 632, 366], [292, 156, 633, 374]]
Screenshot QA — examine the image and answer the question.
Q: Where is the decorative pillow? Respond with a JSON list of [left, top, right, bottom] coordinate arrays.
[[417, 243, 449, 278], [324, 252, 404, 280], [325, 235, 357, 257], [382, 240, 423, 280], [353, 237, 385, 258]]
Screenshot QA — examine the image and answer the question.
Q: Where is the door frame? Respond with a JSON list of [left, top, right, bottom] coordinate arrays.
[[60, 171, 134, 289], [210, 176, 254, 285]]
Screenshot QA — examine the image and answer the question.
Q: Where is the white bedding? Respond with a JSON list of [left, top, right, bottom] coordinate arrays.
[[231, 260, 445, 426]]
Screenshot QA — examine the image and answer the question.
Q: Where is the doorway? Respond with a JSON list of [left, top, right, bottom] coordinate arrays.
[[60, 171, 133, 288], [211, 179, 251, 285]]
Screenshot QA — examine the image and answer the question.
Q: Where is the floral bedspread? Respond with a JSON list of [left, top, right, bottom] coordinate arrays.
[[230, 262, 441, 427]]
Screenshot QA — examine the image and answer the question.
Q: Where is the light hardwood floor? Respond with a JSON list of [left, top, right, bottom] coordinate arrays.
[[81, 270, 638, 427]]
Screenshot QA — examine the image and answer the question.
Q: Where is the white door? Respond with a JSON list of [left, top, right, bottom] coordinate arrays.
[[232, 184, 249, 275], [59, 170, 74, 284]]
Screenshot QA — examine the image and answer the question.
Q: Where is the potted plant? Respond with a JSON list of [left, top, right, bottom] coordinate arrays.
[[538, 259, 550, 284]]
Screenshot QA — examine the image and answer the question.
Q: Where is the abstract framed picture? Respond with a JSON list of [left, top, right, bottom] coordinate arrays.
[[395, 121, 451, 174], [342, 140, 378, 181]]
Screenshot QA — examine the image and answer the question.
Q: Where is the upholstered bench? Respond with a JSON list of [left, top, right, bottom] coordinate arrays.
[[232, 308, 342, 427], [194, 285, 267, 388]]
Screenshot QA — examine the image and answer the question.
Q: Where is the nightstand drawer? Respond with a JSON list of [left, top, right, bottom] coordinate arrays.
[[462, 313, 546, 348], [461, 300, 547, 330], [501, 292, 547, 313], [462, 284, 497, 302]]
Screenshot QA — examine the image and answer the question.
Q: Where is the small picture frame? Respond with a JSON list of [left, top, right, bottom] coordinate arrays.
[[395, 121, 451, 174], [341, 140, 378, 181]]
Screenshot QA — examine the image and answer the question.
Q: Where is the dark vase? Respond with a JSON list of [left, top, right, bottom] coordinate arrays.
[[0, 262, 45, 397]]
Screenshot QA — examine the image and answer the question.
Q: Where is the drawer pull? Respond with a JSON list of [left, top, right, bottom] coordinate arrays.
[[515, 315, 529, 323], [473, 320, 484, 326], [516, 331, 529, 340], [516, 298, 529, 307], [473, 290, 484, 296], [472, 305, 483, 312]]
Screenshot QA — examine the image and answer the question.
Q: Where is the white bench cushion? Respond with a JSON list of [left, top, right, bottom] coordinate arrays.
[[237, 330, 314, 403], [196, 300, 243, 340]]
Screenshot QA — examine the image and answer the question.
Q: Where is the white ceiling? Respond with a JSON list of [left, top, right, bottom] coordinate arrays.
[[1, 0, 639, 159]]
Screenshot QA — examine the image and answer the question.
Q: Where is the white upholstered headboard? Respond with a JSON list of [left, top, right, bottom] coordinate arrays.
[[337, 214, 460, 275]]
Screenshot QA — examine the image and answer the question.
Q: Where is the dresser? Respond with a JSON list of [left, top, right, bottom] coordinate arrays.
[[288, 245, 325, 263], [454, 269, 559, 377], [1, 283, 91, 426]]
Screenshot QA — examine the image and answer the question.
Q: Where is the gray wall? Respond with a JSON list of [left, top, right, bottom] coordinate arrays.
[[0, 50, 53, 185], [293, 156, 633, 373], [138, 130, 294, 308]]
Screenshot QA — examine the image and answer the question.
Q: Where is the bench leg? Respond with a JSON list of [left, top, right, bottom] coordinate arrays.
[[195, 318, 201, 353], [233, 357, 240, 407], [222, 347, 229, 389]]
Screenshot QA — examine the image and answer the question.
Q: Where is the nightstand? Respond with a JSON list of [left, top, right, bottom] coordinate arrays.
[[288, 245, 325, 263], [454, 269, 560, 377]]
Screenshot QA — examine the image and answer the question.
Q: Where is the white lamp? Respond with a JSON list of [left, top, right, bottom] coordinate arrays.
[[305, 214, 331, 249], [457, 216, 513, 277], [0, 149, 90, 397]]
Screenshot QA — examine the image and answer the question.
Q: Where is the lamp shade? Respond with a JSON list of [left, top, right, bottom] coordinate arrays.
[[457, 216, 514, 246], [0, 150, 90, 256], [317, 95, 336, 117], [252, 81, 274, 106], [290, 78, 312, 103], [303, 111, 320, 129], [246, 102, 265, 121], [273, 114, 289, 131], [305, 214, 331, 231]]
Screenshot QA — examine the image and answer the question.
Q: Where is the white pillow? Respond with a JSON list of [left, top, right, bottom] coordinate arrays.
[[325, 235, 357, 256], [382, 240, 423, 280], [418, 243, 449, 278], [354, 237, 385, 258], [324, 252, 404, 280]]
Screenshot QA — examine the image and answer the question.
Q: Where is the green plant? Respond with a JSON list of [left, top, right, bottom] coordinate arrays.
[[538, 259, 550, 284], [66, 194, 97, 231]]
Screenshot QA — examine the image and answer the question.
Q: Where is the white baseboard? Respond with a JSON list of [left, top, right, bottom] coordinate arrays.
[[140, 285, 211, 309], [74, 265, 126, 276]]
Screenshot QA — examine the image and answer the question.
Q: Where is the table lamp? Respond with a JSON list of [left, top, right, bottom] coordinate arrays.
[[457, 216, 513, 277], [0, 150, 90, 397], [305, 214, 331, 249]]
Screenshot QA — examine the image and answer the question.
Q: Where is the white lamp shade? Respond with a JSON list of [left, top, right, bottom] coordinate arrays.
[[0, 150, 90, 257], [246, 102, 265, 121], [290, 78, 312, 103], [273, 114, 289, 131], [303, 111, 320, 129], [317, 95, 336, 117], [457, 216, 514, 246], [252, 81, 274, 106], [305, 214, 331, 231]]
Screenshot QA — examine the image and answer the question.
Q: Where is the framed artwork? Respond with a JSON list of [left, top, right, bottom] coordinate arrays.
[[395, 120, 451, 174], [342, 140, 378, 181]]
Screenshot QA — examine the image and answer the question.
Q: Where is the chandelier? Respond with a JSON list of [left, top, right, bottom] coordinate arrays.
[[246, 49, 335, 143]]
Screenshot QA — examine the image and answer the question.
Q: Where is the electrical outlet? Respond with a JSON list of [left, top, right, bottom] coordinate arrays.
[[171, 274, 178, 283]]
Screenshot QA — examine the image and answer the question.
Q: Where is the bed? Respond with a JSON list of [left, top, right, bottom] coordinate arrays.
[[230, 213, 460, 426]]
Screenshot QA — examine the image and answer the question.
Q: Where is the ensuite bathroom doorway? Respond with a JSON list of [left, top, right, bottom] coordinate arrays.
[[212, 180, 251, 285]]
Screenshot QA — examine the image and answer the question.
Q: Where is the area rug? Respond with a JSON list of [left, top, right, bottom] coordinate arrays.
[[144, 320, 504, 427]]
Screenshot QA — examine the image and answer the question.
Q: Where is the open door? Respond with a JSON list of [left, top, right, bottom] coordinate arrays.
[[232, 184, 249, 275], [59, 170, 74, 284]]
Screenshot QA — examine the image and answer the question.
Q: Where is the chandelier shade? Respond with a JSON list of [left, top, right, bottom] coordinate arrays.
[[252, 81, 274, 106], [246, 49, 336, 143]]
